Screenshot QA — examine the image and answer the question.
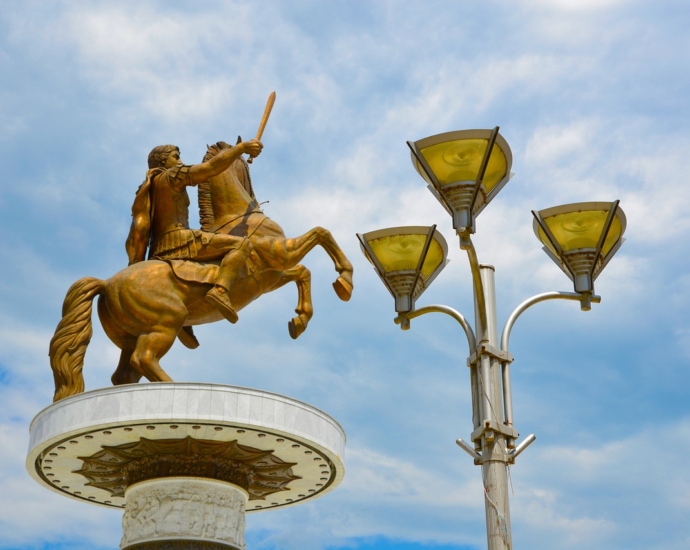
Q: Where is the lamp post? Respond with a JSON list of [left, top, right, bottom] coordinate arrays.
[[357, 128, 627, 550]]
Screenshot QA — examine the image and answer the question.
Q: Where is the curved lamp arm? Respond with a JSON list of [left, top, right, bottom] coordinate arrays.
[[501, 292, 601, 353], [463, 238, 488, 337], [395, 305, 477, 354]]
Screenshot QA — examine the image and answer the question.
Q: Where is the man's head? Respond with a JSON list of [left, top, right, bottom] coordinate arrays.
[[148, 145, 181, 169]]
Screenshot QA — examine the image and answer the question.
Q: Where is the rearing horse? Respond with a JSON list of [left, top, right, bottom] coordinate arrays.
[[49, 144, 353, 401]]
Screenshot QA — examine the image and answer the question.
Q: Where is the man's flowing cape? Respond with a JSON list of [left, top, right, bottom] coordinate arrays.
[[126, 168, 163, 265]]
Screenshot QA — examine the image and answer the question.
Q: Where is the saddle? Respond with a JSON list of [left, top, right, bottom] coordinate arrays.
[[167, 259, 220, 285]]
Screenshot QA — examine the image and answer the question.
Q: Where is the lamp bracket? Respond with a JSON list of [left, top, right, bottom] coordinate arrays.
[[471, 420, 519, 444], [509, 434, 536, 463], [456, 438, 481, 462], [395, 304, 477, 354], [501, 291, 602, 353], [467, 342, 513, 366], [393, 315, 411, 330], [459, 437, 517, 466], [466, 441, 517, 465]]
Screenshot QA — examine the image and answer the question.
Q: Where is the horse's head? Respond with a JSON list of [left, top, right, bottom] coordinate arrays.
[[199, 142, 258, 232]]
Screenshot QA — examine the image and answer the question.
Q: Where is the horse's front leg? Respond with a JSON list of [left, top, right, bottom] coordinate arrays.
[[253, 227, 353, 301], [267, 264, 313, 339]]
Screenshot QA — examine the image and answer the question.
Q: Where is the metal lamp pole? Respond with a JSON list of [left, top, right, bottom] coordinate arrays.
[[359, 128, 627, 550], [396, 242, 597, 550], [474, 264, 513, 549]]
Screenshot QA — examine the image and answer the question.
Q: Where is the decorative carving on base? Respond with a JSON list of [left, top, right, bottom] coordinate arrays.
[[76, 436, 299, 501], [120, 478, 246, 550]]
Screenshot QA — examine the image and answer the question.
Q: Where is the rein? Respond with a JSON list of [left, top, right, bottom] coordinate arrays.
[[213, 209, 266, 235]]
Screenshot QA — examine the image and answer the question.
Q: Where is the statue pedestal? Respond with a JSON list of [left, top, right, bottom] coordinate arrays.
[[26, 383, 346, 550], [121, 477, 247, 549]]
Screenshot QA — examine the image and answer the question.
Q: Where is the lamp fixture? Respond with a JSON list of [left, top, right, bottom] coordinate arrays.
[[407, 127, 513, 242], [357, 225, 448, 315], [532, 200, 626, 307]]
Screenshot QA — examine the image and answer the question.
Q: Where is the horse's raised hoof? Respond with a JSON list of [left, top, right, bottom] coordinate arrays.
[[288, 316, 307, 340], [177, 326, 200, 349], [333, 276, 353, 302]]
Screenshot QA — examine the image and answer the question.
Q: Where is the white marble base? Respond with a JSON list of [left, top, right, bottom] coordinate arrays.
[[26, 383, 346, 511], [121, 477, 247, 550]]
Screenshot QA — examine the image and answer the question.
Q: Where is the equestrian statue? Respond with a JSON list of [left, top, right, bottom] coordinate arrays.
[[48, 93, 354, 402]]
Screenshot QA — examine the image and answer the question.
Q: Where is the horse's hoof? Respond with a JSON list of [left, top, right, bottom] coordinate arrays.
[[333, 276, 353, 302], [288, 316, 307, 340], [177, 326, 200, 349]]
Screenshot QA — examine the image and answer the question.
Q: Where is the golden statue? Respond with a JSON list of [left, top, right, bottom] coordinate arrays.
[[49, 94, 354, 402], [127, 140, 263, 324]]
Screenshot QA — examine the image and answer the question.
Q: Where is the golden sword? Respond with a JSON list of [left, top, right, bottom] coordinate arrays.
[[247, 91, 276, 164]]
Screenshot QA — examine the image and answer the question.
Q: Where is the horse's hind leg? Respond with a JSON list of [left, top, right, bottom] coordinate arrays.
[[268, 265, 313, 339], [254, 227, 353, 301], [98, 296, 141, 386], [130, 328, 177, 382], [111, 348, 142, 385]]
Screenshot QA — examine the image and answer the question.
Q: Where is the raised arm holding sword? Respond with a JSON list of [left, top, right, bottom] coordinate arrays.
[[126, 92, 276, 324]]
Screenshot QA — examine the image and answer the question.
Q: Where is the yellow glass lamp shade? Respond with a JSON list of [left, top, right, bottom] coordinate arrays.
[[408, 129, 513, 233], [415, 138, 508, 192], [366, 233, 445, 279], [536, 210, 623, 257], [358, 226, 449, 313], [532, 201, 626, 293]]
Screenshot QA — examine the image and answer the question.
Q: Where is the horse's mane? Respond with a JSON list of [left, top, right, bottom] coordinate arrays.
[[198, 141, 257, 232]]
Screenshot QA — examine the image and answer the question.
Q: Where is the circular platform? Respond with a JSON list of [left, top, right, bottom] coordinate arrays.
[[26, 383, 346, 512]]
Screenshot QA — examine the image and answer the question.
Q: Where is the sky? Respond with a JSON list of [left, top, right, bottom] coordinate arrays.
[[0, 0, 689, 549]]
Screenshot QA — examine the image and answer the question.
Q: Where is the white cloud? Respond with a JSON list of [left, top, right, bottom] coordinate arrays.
[[518, 487, 617, 546], [60, 5, 244, 120], [341, 447, 481, 508], [510, 418, 690, 547], [525, 119, 600, 167]]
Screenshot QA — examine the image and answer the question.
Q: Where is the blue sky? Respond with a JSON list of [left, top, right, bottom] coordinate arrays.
[[1, 1, 689, 549]]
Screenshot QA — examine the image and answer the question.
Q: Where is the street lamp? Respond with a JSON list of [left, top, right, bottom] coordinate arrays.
[[407, 127, 513, 247], [532, 201, 626, 310], [357, 225, 449, 322], [358, 128, 626, 550]]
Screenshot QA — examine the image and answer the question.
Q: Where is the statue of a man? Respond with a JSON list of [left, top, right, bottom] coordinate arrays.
[[125, 139, 263, 324]]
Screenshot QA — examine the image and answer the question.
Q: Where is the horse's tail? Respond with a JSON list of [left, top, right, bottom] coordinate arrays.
[[49, 277, 105, 402]]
